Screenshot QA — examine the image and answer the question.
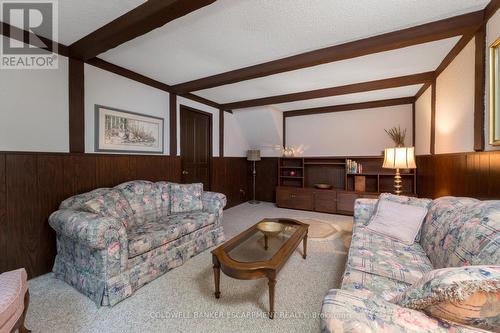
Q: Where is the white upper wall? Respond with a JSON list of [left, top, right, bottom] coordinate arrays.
[[435, 39, 475, 154], [486, 9, 500, 151], [286, 104, 413, 157], [415, 86, 432, 155], [224, 112, 250, 157], [84, 64, 170, 154], [0, 37, 69, 152]]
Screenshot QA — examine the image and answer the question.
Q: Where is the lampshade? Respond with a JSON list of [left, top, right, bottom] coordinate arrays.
[[383, 147, 416, 169], [247, 150, 261, 161]]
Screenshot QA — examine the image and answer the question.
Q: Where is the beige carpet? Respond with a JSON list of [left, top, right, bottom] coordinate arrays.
[[25, 202, 353, 333]]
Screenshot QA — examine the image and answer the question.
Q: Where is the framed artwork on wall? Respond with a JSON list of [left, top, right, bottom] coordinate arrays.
[[489, 37, 500, 146], [95, 105, 164, 154]]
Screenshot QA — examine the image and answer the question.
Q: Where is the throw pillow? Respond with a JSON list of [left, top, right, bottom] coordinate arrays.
[[170, 183, 203, 213], [366, 199, 428, 245], [83, 190, 134, 229], [378, 193, 432, 242], [391, 265, 500, 332]]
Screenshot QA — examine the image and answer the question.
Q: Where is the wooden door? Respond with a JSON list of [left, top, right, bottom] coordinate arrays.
[[180, 105, 212, 189]]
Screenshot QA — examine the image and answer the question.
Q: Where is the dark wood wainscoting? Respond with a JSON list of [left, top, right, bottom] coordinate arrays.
[[416, 151, 500, 199], [211, 157, 249, 208], [255, 157, 279, 203], [0, 152, 181, 278]]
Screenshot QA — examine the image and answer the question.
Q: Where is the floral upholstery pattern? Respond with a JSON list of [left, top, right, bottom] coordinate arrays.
[[127, 212, 215, 257], [114, 180, 162, 227], [83, 189, 135, 229], [170, 183, 203, 213], [321, 289, 487, 333], [348, 228, 433, 284], [392, 265, 500, 331], [321, 195, 500, 333], [49, 181, 226, 306]]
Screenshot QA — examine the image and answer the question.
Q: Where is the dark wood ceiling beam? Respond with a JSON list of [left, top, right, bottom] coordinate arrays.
[[222, 72, 433, 110], [172, 10, 484, 93], [69, 0, 216, 60], [283, 97, 415, 118], [485, 0, 500, 21]]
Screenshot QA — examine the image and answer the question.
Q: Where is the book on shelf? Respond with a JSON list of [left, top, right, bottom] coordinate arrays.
[[346, 159, 363, 174]]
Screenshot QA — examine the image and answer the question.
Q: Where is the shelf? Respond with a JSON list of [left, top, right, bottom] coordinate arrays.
[[347, 173, 415, 176], [279, 166, 304, 169], [279, 176, 304, 179], [304, 162, 346, 165]]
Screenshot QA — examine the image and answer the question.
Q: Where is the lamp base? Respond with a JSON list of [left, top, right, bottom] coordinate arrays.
[[393, 168, 402, 195], [249, 200, 260, 205]]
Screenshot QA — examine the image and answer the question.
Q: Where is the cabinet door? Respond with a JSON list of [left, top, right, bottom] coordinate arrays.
[[337, 192, 359, 214], [314, 190, 337, 213], [276, 188, 314, 210]]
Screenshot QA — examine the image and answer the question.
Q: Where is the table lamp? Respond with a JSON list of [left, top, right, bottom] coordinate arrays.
[[247, 150, 261, 204], [382, 147, 416, 195]]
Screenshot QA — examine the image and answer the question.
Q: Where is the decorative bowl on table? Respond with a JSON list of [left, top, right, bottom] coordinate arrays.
[[314, 183, 332, 189], [256, 221, 284, 237]]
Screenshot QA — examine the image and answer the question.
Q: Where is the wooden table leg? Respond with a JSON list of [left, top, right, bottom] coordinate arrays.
[[212, 254, 221, 299], [303, 232, 308, 259], [268, 278, 276, 319], [264, 234, 268, 250]]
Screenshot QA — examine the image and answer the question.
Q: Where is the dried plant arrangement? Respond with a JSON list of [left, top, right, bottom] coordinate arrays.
[[385, 126, 406, 147]]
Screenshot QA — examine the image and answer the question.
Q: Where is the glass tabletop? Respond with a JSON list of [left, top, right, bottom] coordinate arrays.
[[227, 220, 299, 263]]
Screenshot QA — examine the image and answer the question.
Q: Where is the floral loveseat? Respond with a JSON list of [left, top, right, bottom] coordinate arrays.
[[321, 195, 500, 332], [49, 180, 226, 306]]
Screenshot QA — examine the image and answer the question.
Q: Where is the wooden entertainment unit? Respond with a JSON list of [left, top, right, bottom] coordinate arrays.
[[276, 157, 416, 215]]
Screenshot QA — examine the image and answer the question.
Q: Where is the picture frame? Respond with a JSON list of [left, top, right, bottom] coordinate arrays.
[[489, 37, 500, 146], [95, 105, 164, 154]]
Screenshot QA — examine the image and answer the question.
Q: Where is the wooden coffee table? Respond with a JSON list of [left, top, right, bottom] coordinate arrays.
[[211, 218, 308, 319]]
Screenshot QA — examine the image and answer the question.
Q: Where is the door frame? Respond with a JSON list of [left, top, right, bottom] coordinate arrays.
[[179, 104, 213, 189]]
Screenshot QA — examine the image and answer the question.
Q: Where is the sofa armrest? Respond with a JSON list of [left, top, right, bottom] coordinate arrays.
[[353, 198, 377, 229], [321, 289, 484, 333], [202, 192, 227, 213], [49, 209, 127, 250]]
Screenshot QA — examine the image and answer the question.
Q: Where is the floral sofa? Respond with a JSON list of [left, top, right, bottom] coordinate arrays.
[[49, 180, 226, 306], [321, 196, 500, 332]]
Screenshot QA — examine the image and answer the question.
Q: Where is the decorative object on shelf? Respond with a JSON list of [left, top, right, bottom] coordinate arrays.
[[289, 170, 297, 177], [347, 159, 363, 173], [314, 183, 332, 189], [354, 176, 366, 192], [247, 149, 261, 204], [489, 37, 500, 145], [385, 126, 407, 147], [95, 105, 164, 154], [383, 147, 416, 195], [282, 146, 295, 157]]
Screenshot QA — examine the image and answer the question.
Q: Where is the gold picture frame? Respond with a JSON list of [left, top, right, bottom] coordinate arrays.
[[489, 37, 500, 145]]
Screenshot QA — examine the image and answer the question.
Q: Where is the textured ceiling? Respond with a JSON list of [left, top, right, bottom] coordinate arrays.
[[195, 37, 459, 104], [101, 0, 488, 85], [56, 0, 145, 44], [274, 85, 423, 112]]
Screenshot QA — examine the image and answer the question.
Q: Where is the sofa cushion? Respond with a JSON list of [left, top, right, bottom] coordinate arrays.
[[115, 181, 162, 227], [392, 265, 500, 332], [82, 189, 134, 229], [341, 266, 410, 301], [321, 289, 485, 333], [420, 197, 500, 268], [366, 199, 428, 245], [348, 228, 433, 284], [170, 183, 203, 213], [156, 181, 171, 218], [127, 212, 215, 257], [0, 268, 27, 333], [378, 193, 432, 242]]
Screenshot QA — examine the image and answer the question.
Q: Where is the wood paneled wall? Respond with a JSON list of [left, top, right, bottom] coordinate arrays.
[[0, 152, 181, 278], [0, 153, 252, 278], [416, 151, 500, 199], [254, 157, 279, 203], [211, 157, 249, 208]]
